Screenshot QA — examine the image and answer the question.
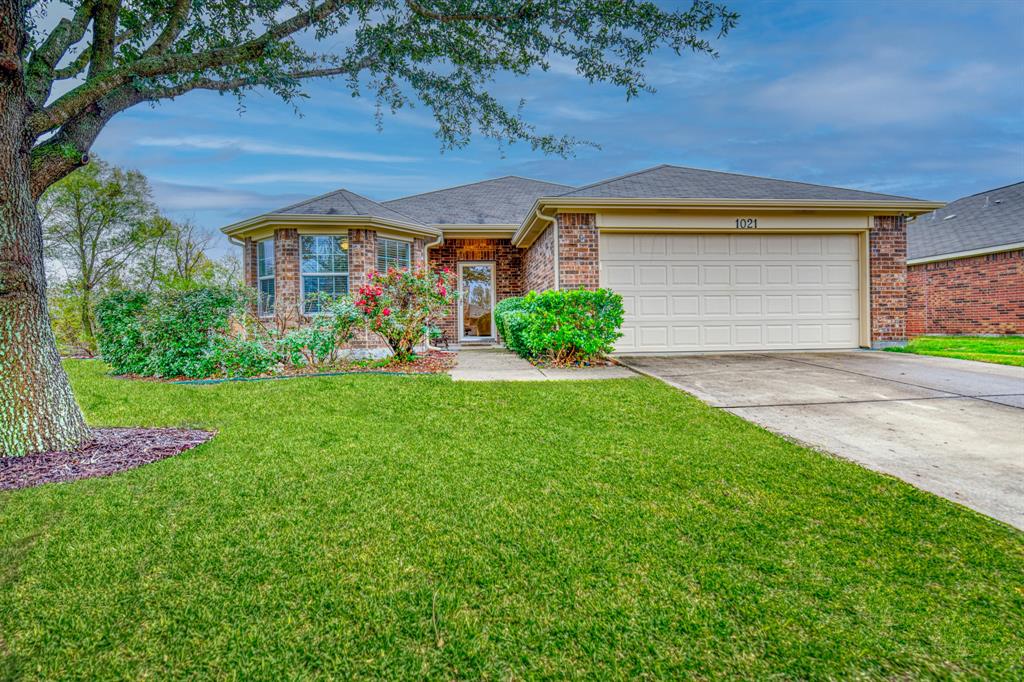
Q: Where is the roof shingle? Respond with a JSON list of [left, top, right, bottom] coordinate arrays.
[[272, 188, 426, 226], [557, 164, 920, 202], [382, 176, 572, 225], [908, 182, 1024, 260]]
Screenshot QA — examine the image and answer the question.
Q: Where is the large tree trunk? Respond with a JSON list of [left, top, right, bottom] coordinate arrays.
[[1, 4, 89, 456]]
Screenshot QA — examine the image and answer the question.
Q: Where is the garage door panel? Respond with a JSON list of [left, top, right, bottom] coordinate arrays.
[[601, 232, 861, 352]]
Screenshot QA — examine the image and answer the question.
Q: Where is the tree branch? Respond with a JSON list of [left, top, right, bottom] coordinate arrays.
[[405, 0, 531, 23], [24, 0, 94, 106], [28, 0, 353, 137], [147, 60, 375, 99], [142, 0, 191, 57]]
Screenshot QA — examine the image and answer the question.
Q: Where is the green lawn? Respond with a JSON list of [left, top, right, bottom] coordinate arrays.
[[1, 362, 1021, 679], [887, 335, 1024, 367]]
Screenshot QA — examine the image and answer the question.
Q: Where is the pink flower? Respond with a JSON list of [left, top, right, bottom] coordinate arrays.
[[381, 307, 391, 316]]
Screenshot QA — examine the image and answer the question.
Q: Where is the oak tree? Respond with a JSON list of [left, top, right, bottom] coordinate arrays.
[[0, 0, 736, 455]]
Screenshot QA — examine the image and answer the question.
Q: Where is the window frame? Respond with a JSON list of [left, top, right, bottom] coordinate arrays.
[[376, 236, 412, 273], [300, 234, 350, 314], [256, 238, 275, 317]]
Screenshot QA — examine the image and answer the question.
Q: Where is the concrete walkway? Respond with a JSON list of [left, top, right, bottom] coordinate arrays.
[[620, 351, 1024, 529], [450, 347, 635, 382]]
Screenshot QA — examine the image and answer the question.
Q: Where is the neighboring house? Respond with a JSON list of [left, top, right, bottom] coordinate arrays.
[[222, 165, 940, 354], [907, 182, 1024, 336]]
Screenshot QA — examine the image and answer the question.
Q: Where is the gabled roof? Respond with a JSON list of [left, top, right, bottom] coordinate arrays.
[[383, 176, 573, 225], [556, 164, 920, 202], [272, 188, 427, 227], [909, 181, 1024, 262]]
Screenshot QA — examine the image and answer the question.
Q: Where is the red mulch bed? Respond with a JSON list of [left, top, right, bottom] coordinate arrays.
[[0, 427, 213, 491]]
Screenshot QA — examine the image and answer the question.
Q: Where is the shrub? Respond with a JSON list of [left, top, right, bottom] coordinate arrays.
[[497, 288, 624, 364], [494, 296, 529, 354], [96, 287, 246, 378], [209, 335, 279, 378], [354, 267, 458, 362], [276, 295, 361, 368], [95, 290, 152, 374], [140, 287, 243, 378]]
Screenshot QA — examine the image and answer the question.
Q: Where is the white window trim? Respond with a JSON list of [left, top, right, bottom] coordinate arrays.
[[300, 233, 350, 314], [256, 238, 275, 317]]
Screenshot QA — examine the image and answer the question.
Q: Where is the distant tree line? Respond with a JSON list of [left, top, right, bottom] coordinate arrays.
[[41, 158, 240, 356]]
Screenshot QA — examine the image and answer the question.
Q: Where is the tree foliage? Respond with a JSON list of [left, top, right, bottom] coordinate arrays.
[[20, 0, 738, 198]]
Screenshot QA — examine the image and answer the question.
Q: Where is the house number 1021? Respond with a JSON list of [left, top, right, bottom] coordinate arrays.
[[735, 218, 758, 229]]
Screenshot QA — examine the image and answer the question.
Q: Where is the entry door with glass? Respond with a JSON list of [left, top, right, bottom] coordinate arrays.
[[459, 262, 495, 340]]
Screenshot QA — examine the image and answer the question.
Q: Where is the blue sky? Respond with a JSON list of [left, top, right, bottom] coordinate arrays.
[[87, 0, 1024, 255]]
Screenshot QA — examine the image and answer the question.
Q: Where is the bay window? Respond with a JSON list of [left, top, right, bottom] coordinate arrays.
[[376, 236, 411, 272]]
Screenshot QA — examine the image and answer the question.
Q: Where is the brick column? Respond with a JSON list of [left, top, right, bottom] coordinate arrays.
[[413, 237, 428, 270], [523, 225, 555, 292], [557, 213, 600, 290], [347, 229, 377, 287], [274, 228, 301, 325], [870, 215, 908, 346]]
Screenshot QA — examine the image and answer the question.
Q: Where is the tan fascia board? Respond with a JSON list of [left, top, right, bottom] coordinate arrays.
[[512, 197, 946, 247], [907, 241, 1024, 266], [221, 213, 441, 240], [440, 224, 518, 239]]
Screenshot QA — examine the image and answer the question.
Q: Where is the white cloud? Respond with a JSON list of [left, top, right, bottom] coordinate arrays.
[[136, 135, 420, 163], [151, 181, 302, 211], [227, 171, 427, 186], [754, 57, 1007, 127]]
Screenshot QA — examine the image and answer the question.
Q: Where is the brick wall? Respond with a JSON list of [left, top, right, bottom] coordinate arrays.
[[523, 224, 555, 292], [907, 249, 1024, 335], [273, 228, 301, 324], [557, 213, 600, 290], [870, 215, 907, 344], [428, 238, 524, 340]]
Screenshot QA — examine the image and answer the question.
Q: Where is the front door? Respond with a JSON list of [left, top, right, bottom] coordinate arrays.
[[459, 262, 495, 340]]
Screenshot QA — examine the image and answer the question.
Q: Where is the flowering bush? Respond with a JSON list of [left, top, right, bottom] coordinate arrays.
[[354, 267, 458, 361]]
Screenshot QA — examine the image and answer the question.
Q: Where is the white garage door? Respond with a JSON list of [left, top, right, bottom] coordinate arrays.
[[601, 233, 861, 352]]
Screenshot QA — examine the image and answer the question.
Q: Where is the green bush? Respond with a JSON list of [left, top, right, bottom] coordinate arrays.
[[494, 296, 528, 351], [96, 287, 245, 378], [495, 289, 624, 364], [209, 335, 279, 378], [95, 290, 152, 374], [140, 287, 243, 378], [276, 295, 361, 368]]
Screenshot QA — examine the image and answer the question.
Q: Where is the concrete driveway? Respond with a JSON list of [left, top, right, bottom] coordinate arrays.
[[619, 351, 1024, 529]]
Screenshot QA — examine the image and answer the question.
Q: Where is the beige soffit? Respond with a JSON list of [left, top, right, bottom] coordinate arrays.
[[511, 197, 946, 247], [221, 213, 442, 240], [907, 241, 1024, 266]]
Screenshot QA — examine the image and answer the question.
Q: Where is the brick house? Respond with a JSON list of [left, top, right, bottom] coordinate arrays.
[[907, 182, 1023, 336], [222, 165, 941, 354]]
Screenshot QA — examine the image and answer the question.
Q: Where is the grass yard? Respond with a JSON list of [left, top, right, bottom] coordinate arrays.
[[887, 335, 1024, 367], [1, 361, 1021, 679]]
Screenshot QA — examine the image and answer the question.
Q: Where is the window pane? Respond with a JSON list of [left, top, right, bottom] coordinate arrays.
[[258, 278, 275, 315], [376, 237, 411, 272], [301, 235, 347, 274], [303, 275, 348, 313], [257, 239, 274, 277]]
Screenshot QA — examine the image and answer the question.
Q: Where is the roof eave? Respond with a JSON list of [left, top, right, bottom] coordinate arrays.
[[221, 213, 441, 240], [511, 197, 945, 247]]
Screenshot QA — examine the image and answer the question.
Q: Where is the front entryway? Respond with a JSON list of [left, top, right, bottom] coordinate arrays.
[[458, 262, 495, 340]]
